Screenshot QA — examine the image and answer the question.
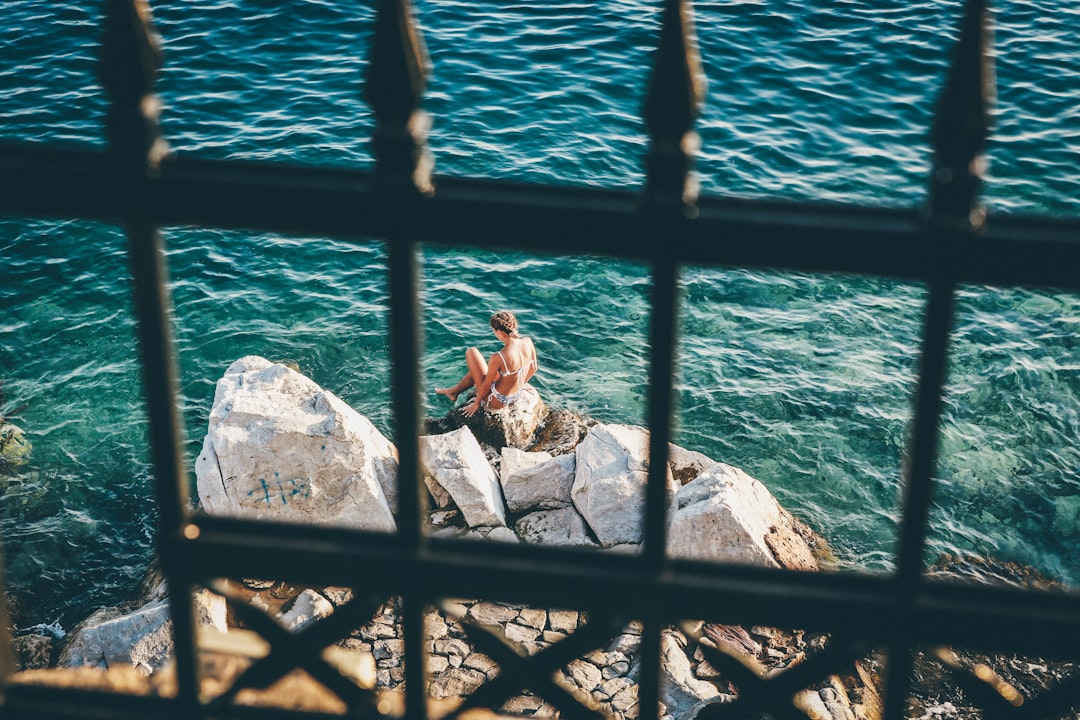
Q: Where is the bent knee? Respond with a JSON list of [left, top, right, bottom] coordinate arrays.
[[465, 347, 482, 360]]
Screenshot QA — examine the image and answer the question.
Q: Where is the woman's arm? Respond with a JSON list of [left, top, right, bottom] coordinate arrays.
[[524, 339, 538, 383]]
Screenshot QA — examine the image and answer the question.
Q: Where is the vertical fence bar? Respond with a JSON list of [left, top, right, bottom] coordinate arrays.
[[641, 0, 706, 572], [0, 547, 13, 693], [885, 1, 994, 719], [640, 1, 706, 719], [99, 0, 200, 711], [366, 1, 434, 717]]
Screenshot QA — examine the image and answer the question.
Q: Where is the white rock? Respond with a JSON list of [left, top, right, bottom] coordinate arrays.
[[321, 586, 354, 607], [659, 632, 722, 720], [194, 357, 397, 532], [463, 526, 520, 544], [571, 424, 676, 547], [518, 608, 547, 630], [419, 426, 506, 528], [468, 601, 520, 626], [549, 610, 580, 633], [504, 622, 540, 645], [501, 448, 576, 512], [608, 632, 641, 657], [565, 658, 603, 690], [428, 667, 486, 699], [500, 447, 553, 481], [516, 506, 595, 547], [59, 590, 226, 676], [278, 588, 334, 632], [667, 463, 817, 570], [483, 526, 520, 543], [427, 654, 451, 674]]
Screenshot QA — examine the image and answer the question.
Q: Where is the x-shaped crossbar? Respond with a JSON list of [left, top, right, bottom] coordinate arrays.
[[203, 580, 387, 716], [441, 604, 629, 720]]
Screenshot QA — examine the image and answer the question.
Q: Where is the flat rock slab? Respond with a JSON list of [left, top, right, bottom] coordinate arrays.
[[420, 426, 507, 528]]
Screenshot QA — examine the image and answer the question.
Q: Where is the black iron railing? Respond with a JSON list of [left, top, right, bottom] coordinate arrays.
[[2, 0, 1080, 719]]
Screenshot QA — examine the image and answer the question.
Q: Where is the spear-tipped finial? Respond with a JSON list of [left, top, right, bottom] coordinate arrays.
[[365, 0, 435, 196], [99, 0, 168, 174], [928, 0, 995, 228], [643, 0, 707, 211]]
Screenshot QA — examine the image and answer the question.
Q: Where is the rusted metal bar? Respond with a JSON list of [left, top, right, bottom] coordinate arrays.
[[642, 0, 706, 209], [98, 0, 200, 711], [5, 145, 1078, 289], [366, 0, 434, 197], [0, 546, 13, 694], [171, 518, 1080, 659], [886, 1, 995, 719], [639, 2, 707, 718], [365, 2, 433, 719]]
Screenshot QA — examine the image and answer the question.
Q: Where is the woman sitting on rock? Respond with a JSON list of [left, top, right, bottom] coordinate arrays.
[[436, 310, 538, 416]]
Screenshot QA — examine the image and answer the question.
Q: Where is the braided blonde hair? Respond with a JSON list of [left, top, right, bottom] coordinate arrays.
[[490, 310, 520, 338]]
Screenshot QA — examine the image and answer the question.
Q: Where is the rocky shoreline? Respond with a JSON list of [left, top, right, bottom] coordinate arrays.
[[7, 357, 1074, 718]]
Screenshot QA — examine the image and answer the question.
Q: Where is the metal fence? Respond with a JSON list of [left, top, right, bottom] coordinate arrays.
[[2, 0, 1079, 719]]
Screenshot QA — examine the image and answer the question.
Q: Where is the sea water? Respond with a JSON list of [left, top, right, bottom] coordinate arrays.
[[1, 0, 1078, 628]]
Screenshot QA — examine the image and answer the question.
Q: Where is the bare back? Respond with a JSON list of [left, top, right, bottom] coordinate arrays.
[[493, 336, 536, 395]]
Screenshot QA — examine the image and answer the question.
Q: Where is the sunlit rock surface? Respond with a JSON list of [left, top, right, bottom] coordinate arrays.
[[194, 356, 397, 531]]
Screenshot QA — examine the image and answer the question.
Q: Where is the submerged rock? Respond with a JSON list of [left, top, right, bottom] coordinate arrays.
[[0, 422, 31, 470]]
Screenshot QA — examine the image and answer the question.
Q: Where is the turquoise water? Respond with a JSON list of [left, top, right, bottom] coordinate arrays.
[[2, 0, 1079, 628]]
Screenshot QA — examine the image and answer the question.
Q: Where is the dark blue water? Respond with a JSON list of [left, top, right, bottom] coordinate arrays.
[[1, 0, 1078, 629]]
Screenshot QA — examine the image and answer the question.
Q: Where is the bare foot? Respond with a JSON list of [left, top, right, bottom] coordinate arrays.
[[435, 387, 459, 403]]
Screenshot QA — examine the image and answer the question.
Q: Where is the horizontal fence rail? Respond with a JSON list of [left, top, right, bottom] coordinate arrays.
[[2, 0, 1079, 719], [1, 146, 1079, 288]]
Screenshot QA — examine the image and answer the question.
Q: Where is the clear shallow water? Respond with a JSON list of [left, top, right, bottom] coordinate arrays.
[[1, 0, 1078, 628]]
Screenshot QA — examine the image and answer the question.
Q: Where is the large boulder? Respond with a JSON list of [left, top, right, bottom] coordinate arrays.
[[59, 590, 226, 676], [194, 356, 397, 532], [419, 426, 507, 528], [667, 462, 818, 570], [500, 447, 576, 513], [571, 424, 676, 547]]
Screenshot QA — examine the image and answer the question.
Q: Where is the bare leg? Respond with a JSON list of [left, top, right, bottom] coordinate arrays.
[[436, 348, 487, 403]]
